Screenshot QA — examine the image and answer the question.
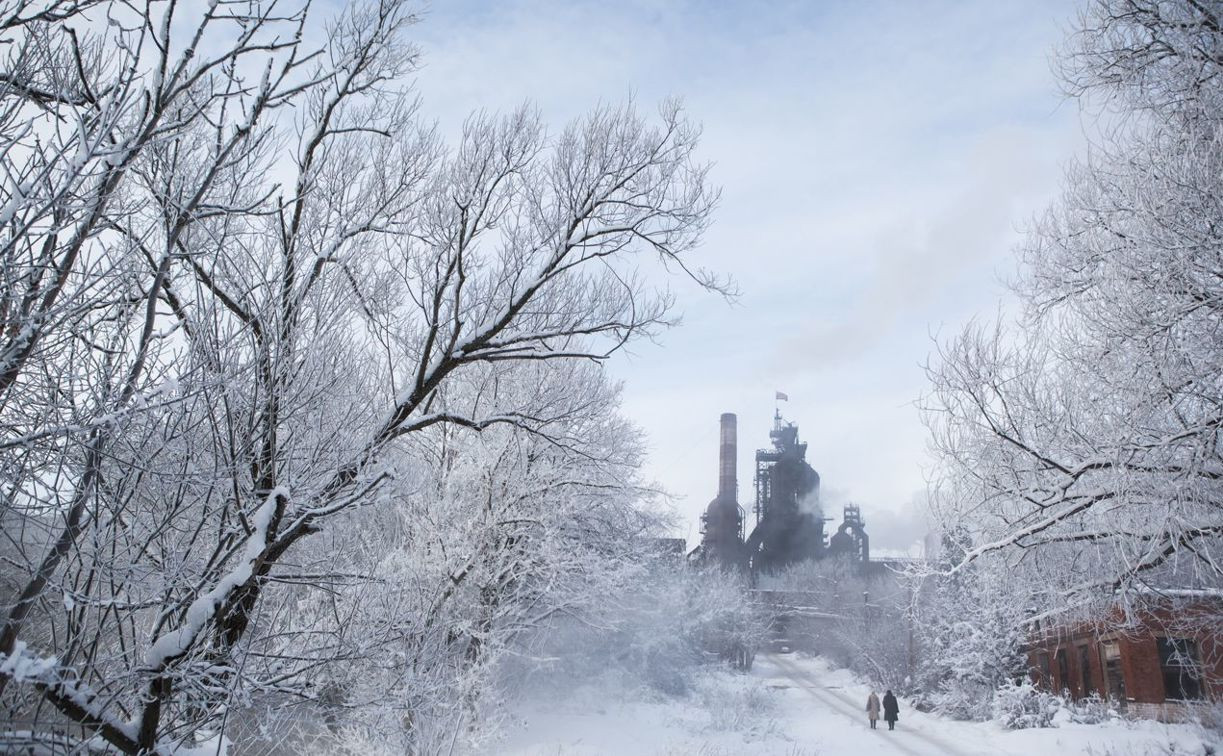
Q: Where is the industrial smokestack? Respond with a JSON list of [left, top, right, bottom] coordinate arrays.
[[718, 412, 737, 501]]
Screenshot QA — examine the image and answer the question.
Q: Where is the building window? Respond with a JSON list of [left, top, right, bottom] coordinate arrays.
[[1078, 644, 1095, 697], [1036, 652, 1051, 687], [1100, 640, 1126, 705], [1156, 637, 1203, 701], [1056, 649, 1070, 694]]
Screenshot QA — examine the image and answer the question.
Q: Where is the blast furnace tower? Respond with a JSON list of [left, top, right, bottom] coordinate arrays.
[[743, 411, 826, 573]]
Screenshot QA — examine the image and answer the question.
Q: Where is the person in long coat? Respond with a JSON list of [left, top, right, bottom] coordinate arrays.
[[882, 690, 899, 731], [865, 691, 881, 729]]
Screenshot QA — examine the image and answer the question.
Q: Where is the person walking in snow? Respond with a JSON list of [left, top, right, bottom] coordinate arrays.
[[882, 689, 899, 731], [866, 691, 881, 729]]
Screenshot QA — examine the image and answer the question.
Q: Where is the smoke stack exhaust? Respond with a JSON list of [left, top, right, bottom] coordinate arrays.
[[718, 412, 737, 501]]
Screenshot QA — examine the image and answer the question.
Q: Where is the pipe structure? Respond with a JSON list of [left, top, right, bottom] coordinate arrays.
[[718, 412, 737, 501]]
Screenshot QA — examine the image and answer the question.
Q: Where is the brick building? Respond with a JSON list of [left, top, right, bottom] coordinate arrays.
[[1026, 596, 1223, 722]]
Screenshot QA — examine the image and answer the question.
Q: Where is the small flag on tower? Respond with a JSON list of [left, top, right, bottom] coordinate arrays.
[[775, 391, 789, 401]]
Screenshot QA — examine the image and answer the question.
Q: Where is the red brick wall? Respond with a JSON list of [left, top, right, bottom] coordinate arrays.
[[1026, 598, 1223, 710]]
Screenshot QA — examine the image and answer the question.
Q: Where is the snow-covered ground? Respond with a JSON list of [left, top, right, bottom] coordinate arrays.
[[491, 653, 1220, 755]]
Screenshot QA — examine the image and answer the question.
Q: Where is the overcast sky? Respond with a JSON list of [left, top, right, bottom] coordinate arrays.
[[410, 0, 1087, 553]]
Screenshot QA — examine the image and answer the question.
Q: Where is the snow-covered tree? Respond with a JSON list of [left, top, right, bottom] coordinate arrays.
[[0, 0, 720, 751], [280, 362, 667, 753], [908, 532, 1028, 720], [924, 0, 1222, 654]]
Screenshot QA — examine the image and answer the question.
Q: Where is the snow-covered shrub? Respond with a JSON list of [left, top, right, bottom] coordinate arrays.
[[1198, 700, 1223, 737], [691, 670, 778, 733], [991, 680, 1062, 729], [493, 557, 772, 723], [992, 684, 1124, 731], [1066, 693, 1118, 725], [588, 564, 770, 696], [925, 684, 994, 722], [485, 565, 778, 750]]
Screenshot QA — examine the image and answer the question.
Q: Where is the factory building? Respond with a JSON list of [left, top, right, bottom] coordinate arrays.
[[692, 409, 871, 575]]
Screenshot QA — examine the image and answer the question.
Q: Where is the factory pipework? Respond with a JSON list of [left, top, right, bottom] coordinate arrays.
[[718, 412, 737, 501]]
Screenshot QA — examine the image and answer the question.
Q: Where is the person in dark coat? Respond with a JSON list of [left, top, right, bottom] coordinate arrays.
[[882, 690, 899, 730]]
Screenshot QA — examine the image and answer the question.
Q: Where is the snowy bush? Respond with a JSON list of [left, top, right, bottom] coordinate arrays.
[[1066, 693, 1119, 726], [925, 683, 996, 722], [991, 680, 1062, 729], [992, 683, 1126, 731], [692, 670, 778, 733], [545, 564, 770, 698], [1198, 701, 1223, 737]]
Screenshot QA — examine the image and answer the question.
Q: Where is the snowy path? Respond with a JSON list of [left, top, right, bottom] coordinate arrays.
[[761, 653, 983, 756]]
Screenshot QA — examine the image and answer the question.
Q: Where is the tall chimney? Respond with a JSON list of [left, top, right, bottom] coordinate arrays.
[[718, 412, 737, 501]]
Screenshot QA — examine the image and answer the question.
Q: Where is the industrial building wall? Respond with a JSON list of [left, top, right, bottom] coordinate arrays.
[[1027, 601, 1223, 722]]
